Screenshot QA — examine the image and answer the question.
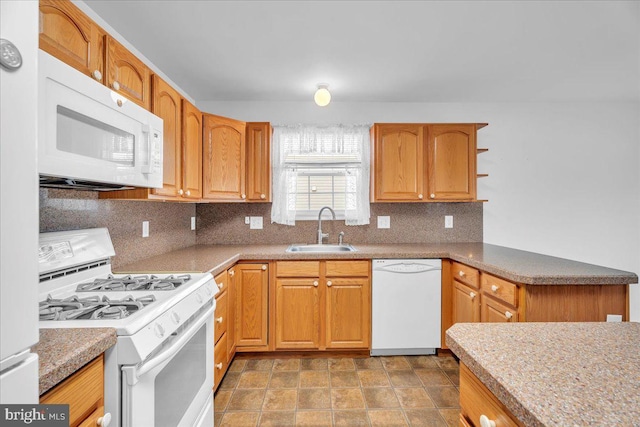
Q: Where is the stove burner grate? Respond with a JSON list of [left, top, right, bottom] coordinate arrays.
[[39, 294, 156, 321], [76, 274, 191, 292]]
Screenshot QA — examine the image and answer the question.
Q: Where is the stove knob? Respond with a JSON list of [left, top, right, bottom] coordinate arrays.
[[205, 286, 213, 296], [171, 311, 180, 324], [154, 323, 165, 338], [196, 293, 203, 303]]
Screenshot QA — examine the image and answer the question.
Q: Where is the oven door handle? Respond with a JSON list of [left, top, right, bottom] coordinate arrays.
[[123, 302, 215, 386]]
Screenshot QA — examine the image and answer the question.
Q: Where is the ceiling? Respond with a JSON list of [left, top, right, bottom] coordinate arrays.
[[84, 0, 639, 103]]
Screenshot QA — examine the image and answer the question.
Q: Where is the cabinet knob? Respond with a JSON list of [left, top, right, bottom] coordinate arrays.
[[505, 311, 513, 319], [112, 81, 120, 91], [430, 193, 435, 199], [418, 193, 423, 199], [326, 280, 332, 287], [262, 265, 267, 271], [491, 285, 499, 293], [97, 413, 112, 427], [479, 415, 496, 427], [260, 193, 266, 199], [229, 270, 235, 277], [185, 190, 191, 196], [469, 291, 476, 300], [313, 281, 319, 287], [92, 69, 103, 81], [216, 362, 223, 370], [458, 271, 465, 277], [216, 316, 223, 323], [241, 193, 246, 199], [178, 189, 184, 195]]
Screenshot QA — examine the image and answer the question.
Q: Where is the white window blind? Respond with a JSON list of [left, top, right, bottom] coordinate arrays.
[[271, 124, 371, 225]]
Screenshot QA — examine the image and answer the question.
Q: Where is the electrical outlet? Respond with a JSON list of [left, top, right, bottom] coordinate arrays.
[[445, 215, 453, 229], [377, 216, 390, 229], [191, 216, 196, 231], [250, 216, 263, 230], [606, 314, 622, 322], [142, 221, 149, 237], [244, 216, 250, 225]]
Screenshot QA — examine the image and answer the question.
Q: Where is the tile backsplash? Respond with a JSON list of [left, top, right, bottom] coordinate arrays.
[[39, 189, 196, 269], [196, 202, 482, 245], [39, 189, 482, 267]]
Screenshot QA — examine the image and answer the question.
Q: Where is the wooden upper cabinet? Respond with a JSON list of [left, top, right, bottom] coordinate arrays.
[[202, 114, 246, 201], [427, 124, 477, 201], [246, 122, 271, 202], [151, 75, 182, 198], [39, 0, 106, 82], [372, 124, 425, 202], [106, 36, 151, 110], [182, 100, 203, 199]]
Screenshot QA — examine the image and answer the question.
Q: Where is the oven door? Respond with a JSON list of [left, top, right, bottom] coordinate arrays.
[[121, 304, 214, 427]]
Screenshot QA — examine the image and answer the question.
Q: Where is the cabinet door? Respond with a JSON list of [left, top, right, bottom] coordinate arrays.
[[202, 114, 246, 201], [246, 122, 271, 202], [106, 36, 151, 110], [482, 297, 517, 323], [373, 124, 425, 201], [39, 0, 105, 83], [326, 278, 371, 349], [234, 264, 268, 348], [275, 278, 321, 349], [181, 100, 203, 199], [453, 281, 480, 323], [151, 76, 182, 198], [427, 124, 476, 200], [226, 268, 236, 359]]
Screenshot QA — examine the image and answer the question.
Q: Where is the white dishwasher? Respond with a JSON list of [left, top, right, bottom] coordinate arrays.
[[371, 259, 442, 356]]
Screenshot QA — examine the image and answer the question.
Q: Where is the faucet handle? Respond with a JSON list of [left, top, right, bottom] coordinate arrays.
[[338, 231, 345, 245]]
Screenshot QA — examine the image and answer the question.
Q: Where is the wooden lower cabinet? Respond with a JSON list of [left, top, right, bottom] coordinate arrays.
[[40, 355, 105, 427], [274, 260, 370, 351], [443, 261, 629, 349], [453, 280, 480, 324], [460, 363, 522, 427], [233, 263, 269, 350]]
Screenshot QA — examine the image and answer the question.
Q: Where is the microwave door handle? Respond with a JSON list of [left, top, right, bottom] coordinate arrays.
[[122, 303, 215, 386], [141, 124, 152, 174]]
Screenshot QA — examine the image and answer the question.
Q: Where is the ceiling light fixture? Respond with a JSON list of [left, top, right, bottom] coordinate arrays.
[[314, 83, 331, 107]]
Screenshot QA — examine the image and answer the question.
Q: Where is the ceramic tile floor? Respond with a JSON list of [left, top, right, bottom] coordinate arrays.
[[214, 355, 460, 426]]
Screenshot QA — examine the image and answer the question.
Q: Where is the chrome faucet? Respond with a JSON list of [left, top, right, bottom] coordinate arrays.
[[317, 206, 336, 244]]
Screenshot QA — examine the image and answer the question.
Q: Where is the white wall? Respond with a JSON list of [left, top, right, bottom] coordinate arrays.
[[199, 100, 640, 320]]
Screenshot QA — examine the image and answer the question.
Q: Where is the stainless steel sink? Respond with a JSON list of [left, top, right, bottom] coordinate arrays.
[[286, 244, 357, 253]]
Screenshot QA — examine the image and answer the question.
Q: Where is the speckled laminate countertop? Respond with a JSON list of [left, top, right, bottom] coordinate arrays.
[[34, 328, 117, 395], [116, 243, 637, 285], [446, 322, 640, 427]]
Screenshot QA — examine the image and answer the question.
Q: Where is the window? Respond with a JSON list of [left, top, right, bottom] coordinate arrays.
[[271, 124, 371, 225]]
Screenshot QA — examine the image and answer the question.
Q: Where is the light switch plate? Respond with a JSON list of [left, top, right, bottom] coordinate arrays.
[[445, 215, 453, 229], [250, 216, 263, 230], [377, 216, 390, 229], [142, 221, 149, 237], [191, 217, 196, 231]]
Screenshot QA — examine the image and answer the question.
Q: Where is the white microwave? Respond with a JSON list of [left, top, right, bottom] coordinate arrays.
[[38, 50, 163, 190]]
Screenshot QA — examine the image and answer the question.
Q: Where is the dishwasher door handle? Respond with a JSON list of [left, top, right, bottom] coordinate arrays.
[[374, 263, 440, 274]]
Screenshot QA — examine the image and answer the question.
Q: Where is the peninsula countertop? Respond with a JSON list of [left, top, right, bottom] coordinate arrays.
[[34, 328, 117, 395], [446, 322, 640, 427], [116, 243, 637, 285]]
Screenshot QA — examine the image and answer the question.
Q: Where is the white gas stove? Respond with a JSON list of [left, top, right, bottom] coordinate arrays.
[[38, 228, 217, 427]]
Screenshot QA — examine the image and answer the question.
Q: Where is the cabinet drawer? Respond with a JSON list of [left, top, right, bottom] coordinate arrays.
[[482, 297, 518, 323], [214, 270, 228, 293], [452, 262, 480, 288], [214, 333, 228, 390], [41, 355, 103, 427], [78, 406, 104, 427], [460, 363, 521, 427], [325, 260, 369, 277], [214, 289, 228, 343], [481, 273, 518, 307], [276, 261, 320, 277]]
